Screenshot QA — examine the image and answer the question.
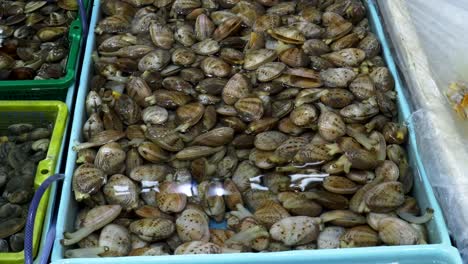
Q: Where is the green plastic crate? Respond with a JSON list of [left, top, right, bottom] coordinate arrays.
[[0, 0, 90, 101], [0, 101, 68, 264]]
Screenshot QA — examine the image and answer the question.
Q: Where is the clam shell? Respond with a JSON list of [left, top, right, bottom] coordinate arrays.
[[244, 49, 277, 70], [364, 181, 405, 213], [191, 127, 234, 147], [72, 163, 107, 201], [269, 216, 320, 246], [256, 62, 286, 82], [129, 218, 175, 242], [234, 97, 264, 122], [222, 73, 252, 105]]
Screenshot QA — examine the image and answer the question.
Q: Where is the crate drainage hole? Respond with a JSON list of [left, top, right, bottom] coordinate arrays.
[[73, 26, 79, 30], [41, 169, 49, 175]]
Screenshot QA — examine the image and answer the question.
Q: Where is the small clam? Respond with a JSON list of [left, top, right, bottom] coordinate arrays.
[[176, 208, 210, 242], [103, 174, 139, 211], [222, 73, 252, 105], [223, 178, 243, 210], [97, 224, 131, 257], [369, 67, 394, 92], [322, 48, 366, 67], [174, 241, 222, 255], [37, 26, 68, 41], [138, 141, 170, 162], [358, 33, 380, 59], [129, 218, 175, 242], [267, 26, 305, 45], [244, 49, 277, 70], [146, 90, 192, 109], [138, 49, 171, 72], [269, 216, 321, 246], [174, 22, 196, 47], [254, 131, 288, 151], [94, 142, 126, 175], [176, 102, 205, 132], [377, 217, 419, 245], [330, 33, 361, 51], [198, 180, 226, 222], [317, 226, 346, 249], [340, 225, 379, 248], [253, 14, 281, 33], [254, 201, 290, 228], [212, 16, 242, 41], [200, 57, 231, 77], [322, 176, 359, 195], [320, 210, 367, 227], [192, 39, 220, 55], [195, 13, 215, 41], [382, 122, 407, 145], [62, 205, 122, 246], [279, 48, 309, 68], [364, 181, 405, 213], [141, 106, 168, 125], [302, 39, 330, 56], [219, 47, 244, 64], [191, 127, 234, 147], [25, 1, 47, 13], [340, 99, 380, 122], [320, 67, 357, 88], [290, 104, 318, 127], [144, 125, 184, 152], [317, 104, 346, 141], [58, 0, 79, 10], [234, 97, 264, 122], [155, 181, 187, 213], [320, 88, 354, 108], [349, 74, 375, 101], [72, 163, 107, 201], [149, 22, 174, 50], [172, 47, 198, 66], [256, 62, 286, 82]]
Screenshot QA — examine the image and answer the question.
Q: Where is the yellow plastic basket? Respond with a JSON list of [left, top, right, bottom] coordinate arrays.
[[0, 101, 68, 263]]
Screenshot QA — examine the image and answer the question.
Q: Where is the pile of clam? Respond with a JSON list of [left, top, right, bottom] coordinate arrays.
[[66, 0, 434, 257], [0, 0, 78, 80], [0, 123, 51, 252]]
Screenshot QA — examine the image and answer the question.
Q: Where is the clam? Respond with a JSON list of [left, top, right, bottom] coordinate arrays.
[[268, 27, 305, 45], [191, 127, 234, 146], [234, 97, 264, 122], [256, 62, 286, 82], [317, 226, 346, 249], [62, 205, 122, 246], [129, 218, 175, 242], [176, 208, 210, 242], [72, 164, 107, 201], [222, 73, 252, 105], [269, 216, 321, 246], [94, 142, 126, 175], [200, 57, 231, 77], [103, 174, 139, 211], [244, 49, 277, 70]]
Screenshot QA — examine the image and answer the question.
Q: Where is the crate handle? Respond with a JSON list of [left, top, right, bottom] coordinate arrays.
[[25, 173, 65, 264]]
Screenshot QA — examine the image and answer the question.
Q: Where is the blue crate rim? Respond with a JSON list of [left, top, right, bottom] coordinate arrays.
[[51, 0, 462, 263]]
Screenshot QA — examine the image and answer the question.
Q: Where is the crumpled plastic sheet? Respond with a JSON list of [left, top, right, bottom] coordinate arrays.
[[376, 0, 468, 262]]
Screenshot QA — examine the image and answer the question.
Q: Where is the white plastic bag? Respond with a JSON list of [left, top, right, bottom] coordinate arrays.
[[377, 0, 468, 262]]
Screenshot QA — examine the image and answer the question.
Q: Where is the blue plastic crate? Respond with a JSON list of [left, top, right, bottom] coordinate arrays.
[[51, 0, 463, 263]]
